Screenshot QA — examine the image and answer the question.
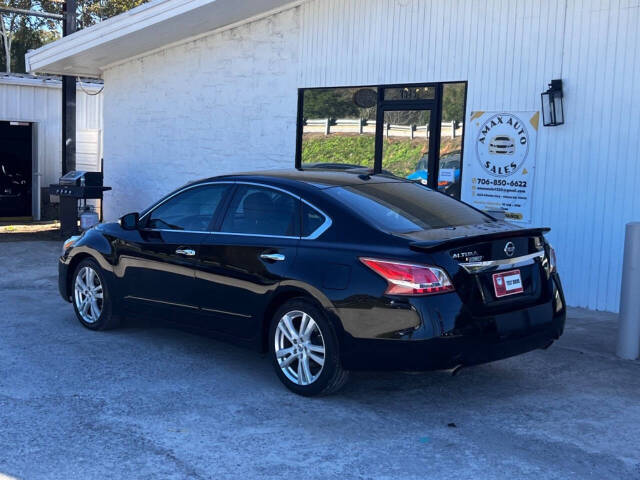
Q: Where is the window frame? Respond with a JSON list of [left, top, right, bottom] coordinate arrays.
[[138, 182, 234, 233], [140, 180, 332, 239], [295, 81, 468, 197], [215, 182, 332, 240], [217, 183, 302, 239]]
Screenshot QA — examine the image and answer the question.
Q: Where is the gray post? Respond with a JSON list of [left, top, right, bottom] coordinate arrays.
[[617, 222, 640, 360], [324, 118, 330, 136]]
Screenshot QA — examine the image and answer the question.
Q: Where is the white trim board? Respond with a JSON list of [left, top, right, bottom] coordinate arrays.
[[26, 0, 305, 78]]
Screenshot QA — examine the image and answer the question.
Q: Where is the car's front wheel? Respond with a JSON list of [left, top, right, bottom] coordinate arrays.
[[72, 258, 119, 330], [269, 299, 348, 396]]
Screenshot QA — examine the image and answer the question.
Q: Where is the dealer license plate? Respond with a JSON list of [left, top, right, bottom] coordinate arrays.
[[492, 269, 524, 298]]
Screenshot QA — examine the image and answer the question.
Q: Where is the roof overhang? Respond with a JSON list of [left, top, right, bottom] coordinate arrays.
[[26, 0, 300, 78]]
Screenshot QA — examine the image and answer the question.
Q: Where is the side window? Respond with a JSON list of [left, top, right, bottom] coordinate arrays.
[[147, 185, 229, 231], [301, 202, 327, 237], [221, 185, 299, 237]]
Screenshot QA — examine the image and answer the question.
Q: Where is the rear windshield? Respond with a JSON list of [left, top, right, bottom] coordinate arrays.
[[325, 182, 492, 233]]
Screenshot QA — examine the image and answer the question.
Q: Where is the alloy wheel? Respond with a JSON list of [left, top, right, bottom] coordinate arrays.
[[274, 310, 326, 386], [74, 266, 103, 324]]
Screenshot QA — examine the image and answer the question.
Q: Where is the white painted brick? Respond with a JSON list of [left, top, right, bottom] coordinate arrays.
[[102, 7, 300, 221]]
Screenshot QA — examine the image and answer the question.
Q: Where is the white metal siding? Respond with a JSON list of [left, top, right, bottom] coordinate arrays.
[[0, 79, 103, 200], [299, 0, 640, 312], [76, 129, 102, 172], [102, 0, 639, 311]]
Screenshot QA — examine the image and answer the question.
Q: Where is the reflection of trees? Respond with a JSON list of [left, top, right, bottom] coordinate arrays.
[[442, 83, 466, 123], [303, 88, 376, 120], [302, 83, 467, 124], [384, 110, 430, 126]]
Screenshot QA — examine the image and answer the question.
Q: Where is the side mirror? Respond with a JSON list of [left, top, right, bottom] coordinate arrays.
[[120, 212, 140, 230]]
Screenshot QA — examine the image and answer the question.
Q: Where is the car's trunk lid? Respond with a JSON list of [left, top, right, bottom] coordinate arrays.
[[401, 222, 550, 311], [404, 221, 549, 254]]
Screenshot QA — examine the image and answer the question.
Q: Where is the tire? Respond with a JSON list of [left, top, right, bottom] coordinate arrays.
[[71, 258, 119, 331], [269, 298, 349, 396]]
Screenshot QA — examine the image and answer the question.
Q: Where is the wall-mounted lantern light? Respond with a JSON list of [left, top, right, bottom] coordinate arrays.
[[541, 79, 564, 126]]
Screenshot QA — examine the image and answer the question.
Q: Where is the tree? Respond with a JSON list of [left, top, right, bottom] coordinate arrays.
[[0, 21, 59, 72], [303, 89, 360, 120], [0, 0, 147, 73], [442, 83, 466, 124]]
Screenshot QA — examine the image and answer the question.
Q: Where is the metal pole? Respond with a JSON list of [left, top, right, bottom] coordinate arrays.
[[616, 222, 640, 360], [62, 0, 76, 175], [60, 0, 78, 236]]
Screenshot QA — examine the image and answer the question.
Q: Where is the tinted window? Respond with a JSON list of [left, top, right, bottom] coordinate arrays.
[[326, 182, 491, 233], [301, 203, 326, 237], [221, 185, 299, 236], [146, 185, 229, 231]]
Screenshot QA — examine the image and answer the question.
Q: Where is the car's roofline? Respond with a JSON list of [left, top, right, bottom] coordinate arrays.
[[185, 168, 411, 191]]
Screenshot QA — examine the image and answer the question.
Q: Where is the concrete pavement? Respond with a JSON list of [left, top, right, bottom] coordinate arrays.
[[0, 241, 639, 479]]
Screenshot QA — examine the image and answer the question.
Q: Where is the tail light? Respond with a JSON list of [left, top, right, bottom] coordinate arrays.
[[360, 258, 455, 296]]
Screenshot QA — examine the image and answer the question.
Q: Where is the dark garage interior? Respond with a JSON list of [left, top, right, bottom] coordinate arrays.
[[0, 121, 32, 218]]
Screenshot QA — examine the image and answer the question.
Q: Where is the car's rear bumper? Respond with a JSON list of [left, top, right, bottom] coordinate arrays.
[[340, 315, 564, 371], [338, 274, 566, 371]]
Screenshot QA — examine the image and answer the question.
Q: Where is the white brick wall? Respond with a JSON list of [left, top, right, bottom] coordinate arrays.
[[102, 7, 301, 220]]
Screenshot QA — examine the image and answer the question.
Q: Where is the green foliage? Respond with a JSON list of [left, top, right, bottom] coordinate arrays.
[[302, 134, 426, 178], [380, 138, 426, 177], [0, 25, 58, 73], [442, 83, 466, 123], [303, 89, 361, 120], [302, 134, 463, 177], [302, 135, 376, 167], [75, 0, 147, 29]]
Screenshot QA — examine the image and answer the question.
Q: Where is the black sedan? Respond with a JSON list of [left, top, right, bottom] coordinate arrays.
[[59, 169, 565, 396]]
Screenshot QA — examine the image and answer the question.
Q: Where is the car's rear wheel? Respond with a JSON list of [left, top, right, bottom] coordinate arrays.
[[72, 258, 119, 330], [269, 298, 348, 396]]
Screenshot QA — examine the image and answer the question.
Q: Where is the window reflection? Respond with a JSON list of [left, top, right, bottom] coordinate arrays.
[[382, 110, 431, 179], [383, 86, 435, 101], [301, 88, 377, 170], [298, 82, 467, 199], [437, 83, 466, 198]]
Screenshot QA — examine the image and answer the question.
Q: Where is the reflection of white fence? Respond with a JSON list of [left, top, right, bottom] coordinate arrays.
[[303, 118, 463, 138]]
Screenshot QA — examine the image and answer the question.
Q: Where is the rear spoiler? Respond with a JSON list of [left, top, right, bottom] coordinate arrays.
[[409, 227, 551, 253]]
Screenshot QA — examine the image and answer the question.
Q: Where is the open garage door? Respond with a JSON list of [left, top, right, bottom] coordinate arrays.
[[0, 121, 32, 218]]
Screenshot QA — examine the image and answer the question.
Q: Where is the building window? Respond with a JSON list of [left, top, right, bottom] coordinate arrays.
[[295, 82, 467, 199], [299, 87, 378, 170]]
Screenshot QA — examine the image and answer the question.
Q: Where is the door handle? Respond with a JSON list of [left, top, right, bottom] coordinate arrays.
[[260, 253, 285, 262], [176, 248, 196, 256]]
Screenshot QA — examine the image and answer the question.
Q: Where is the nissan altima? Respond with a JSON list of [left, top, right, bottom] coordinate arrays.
[[59, 169, 565, 396]]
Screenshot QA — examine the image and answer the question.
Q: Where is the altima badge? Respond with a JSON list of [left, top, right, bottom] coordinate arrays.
[[504, 242, 516, 257]]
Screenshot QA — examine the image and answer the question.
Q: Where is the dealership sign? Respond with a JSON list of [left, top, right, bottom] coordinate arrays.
[[461, 111, 539, 223]]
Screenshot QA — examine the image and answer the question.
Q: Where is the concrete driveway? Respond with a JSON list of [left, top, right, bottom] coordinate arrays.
[[1, 240, 639, 480]]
